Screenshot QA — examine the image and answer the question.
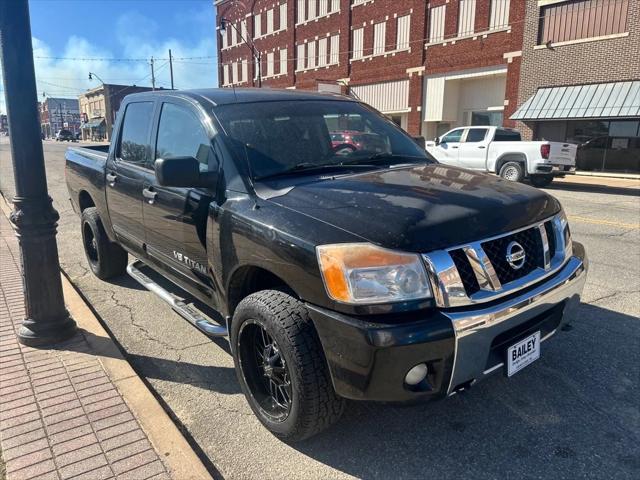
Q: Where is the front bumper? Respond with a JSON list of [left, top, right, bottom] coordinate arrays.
[[307, 242, 588, 402]]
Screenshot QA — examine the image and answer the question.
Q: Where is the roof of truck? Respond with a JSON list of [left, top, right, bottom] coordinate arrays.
[[125, 88, 355, 106]]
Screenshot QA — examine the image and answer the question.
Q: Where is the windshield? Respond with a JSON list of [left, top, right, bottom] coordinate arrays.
[[214, 100, 432, 180]]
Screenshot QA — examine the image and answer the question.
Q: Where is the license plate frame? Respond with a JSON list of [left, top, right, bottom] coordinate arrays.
[[507, 331, 541, 377]]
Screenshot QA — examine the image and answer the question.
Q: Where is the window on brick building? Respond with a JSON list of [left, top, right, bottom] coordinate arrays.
[[308, 41, 316, 68], [223, 64, 229, 85], [489, 0, 510, 30], [396, 15, 410, 50], [241, 59, 248, 82], [319, 0, 328, 16], [330, 0, 340, 13], [330, 34, 340, 64], [267, 9, 274, 34], [255, 56, 260, 79], [297, 0, 305, 23], [241, 19, 248, 40], [220, 28, 228, 49], [318, 37, 328, 67], [231, 23, 238, 45], [280, 48, 288, 74], [538, 0, 629, 45], [254, 13, 262, 37], [352, 28, 364, 59], [429, 5, 446, 43], [458, 0, 476, 36], [231, 62, 236, 83], [280, 3, 287, 29], [297, 43, 305, 70], [267, 52, 275, 77], [308, 0, 317, 20], [373, 21, 386, 55]]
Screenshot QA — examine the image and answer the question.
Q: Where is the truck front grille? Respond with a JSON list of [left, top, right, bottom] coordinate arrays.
[[422, 214, 570, 308], [449, 249, 480, 296], [481, 226, 543, 285]]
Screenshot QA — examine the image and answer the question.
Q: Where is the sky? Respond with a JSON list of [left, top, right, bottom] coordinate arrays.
[[1, 0, 218, 113]]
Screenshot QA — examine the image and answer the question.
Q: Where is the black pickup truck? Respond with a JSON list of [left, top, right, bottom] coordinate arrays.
[[66, 89, 588, 441]]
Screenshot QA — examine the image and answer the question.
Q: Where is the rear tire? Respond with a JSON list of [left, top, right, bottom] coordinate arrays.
[[499, 161, 525, 182], [81, 207, 128, 280], [231, 290, 344, 442], [530, 175, 554, 188]]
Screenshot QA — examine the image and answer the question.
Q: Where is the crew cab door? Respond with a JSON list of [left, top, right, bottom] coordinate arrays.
[[142, 100, 218, 287], [429, 128, 464, 165], [105, 101, 155, 254], [457, 127, 490, 170]]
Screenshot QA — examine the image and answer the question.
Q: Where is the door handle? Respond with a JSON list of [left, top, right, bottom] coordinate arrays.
[[106, 172, 117, 186], [478, 146, 486, 149], [142, 187, 157, 204], [452, 146, 459, 149]]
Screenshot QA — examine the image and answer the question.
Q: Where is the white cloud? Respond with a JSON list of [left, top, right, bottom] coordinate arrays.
[[0, 11, 217, 113]]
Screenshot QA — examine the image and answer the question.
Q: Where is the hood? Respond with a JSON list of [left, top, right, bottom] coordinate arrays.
[[259, 164, 560, 253]]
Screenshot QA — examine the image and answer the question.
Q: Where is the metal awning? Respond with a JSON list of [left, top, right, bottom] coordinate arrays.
[[83, 118, 105, 128], [511, 81, 640, 121]]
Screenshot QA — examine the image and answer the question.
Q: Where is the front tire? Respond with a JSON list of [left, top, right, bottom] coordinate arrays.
[[530, 175, 554, 188], [231, 290, 344, 442], [81, 207, 128, 280], [499, 161, 525, 182]]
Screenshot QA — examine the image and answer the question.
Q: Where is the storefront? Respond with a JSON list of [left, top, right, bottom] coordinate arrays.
[[512, 81, 640, 173], [421, 66, 507, 139], [81, 118, 106, 141], [350, 79, 410, 131]]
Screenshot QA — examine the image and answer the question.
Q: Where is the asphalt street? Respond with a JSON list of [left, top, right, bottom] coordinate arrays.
[[1, 138, 639, 479]]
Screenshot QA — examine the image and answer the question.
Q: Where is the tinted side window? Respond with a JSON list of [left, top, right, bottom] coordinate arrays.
[[118, 102, 154, 165], [442, 129, 463, 143], [465, 128, 488, 143], [494, 129, 522, 141], [156, 103, 214, 172]]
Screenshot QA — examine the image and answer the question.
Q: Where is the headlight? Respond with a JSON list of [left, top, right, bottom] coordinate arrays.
[[316, 243, 432, 304]]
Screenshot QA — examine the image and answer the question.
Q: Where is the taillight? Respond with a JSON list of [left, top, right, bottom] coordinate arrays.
[[541, 144, 550, 159]]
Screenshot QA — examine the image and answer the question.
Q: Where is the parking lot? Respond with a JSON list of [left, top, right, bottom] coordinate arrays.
[[1, 138, 639, 479]]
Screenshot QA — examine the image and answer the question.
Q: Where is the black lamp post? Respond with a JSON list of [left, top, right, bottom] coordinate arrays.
[[0, 0, 76, 345], [220, 17, 262, 87]]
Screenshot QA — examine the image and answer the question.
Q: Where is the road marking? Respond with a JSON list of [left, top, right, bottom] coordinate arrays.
[[569, 215, 639, 229]]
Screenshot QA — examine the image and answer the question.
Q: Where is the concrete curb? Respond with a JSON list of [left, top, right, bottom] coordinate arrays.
[[0, 196, 213, 480]]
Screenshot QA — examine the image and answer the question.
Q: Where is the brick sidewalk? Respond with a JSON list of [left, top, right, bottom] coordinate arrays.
[[0, 212, 171, 480]]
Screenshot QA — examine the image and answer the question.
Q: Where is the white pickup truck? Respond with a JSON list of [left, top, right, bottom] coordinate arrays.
[[425, 126, 577, 187]]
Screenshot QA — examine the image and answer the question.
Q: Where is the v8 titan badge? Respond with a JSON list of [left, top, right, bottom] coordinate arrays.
[[507, 331, 541, 377]]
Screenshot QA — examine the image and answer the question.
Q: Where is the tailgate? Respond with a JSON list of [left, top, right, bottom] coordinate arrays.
[[548, 142, 577, 165]]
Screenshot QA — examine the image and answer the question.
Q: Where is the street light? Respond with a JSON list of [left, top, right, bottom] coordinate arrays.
[[220, 17, 262, 87], [88, 72, 105, 85]]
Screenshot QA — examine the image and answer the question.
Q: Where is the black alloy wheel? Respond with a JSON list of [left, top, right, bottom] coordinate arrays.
[[238, 319, 293, 422]]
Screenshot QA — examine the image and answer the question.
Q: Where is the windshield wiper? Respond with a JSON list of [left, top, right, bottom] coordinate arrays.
[[339, 153, 429, 166], [255, 162, 379, 180]]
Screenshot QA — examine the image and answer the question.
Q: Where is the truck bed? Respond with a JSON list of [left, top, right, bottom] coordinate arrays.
[[65, 144, 109, 215]]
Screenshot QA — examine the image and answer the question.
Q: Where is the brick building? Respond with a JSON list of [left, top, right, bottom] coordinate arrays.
[[78, 84, 156, 141], [39, 97, 81, 139], [215, 0, 524, 136], [512, 0, 639, 173]]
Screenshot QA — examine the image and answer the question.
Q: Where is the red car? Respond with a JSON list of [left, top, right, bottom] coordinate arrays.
[[330, 130, 387, 154]]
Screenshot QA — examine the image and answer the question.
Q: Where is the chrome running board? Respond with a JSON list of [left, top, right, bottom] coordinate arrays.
[[126, 260, 228, 337]]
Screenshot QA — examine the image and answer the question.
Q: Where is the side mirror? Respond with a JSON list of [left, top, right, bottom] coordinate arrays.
[[434, 136, 441, 146], [154, 157, 217, 188], [412, 136, 426, 147]]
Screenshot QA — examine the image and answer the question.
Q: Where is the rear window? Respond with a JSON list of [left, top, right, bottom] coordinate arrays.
[[494, 129, 521, 141], [118, 101, 154, 166]]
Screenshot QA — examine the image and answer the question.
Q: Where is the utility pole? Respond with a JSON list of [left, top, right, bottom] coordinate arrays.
[[150, 56, 156, 91], [169, 49, 174, 90], [0, 0, 76, 345]]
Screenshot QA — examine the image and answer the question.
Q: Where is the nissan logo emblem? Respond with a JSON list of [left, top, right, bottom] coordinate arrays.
[[506, 241, 526, 270]]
